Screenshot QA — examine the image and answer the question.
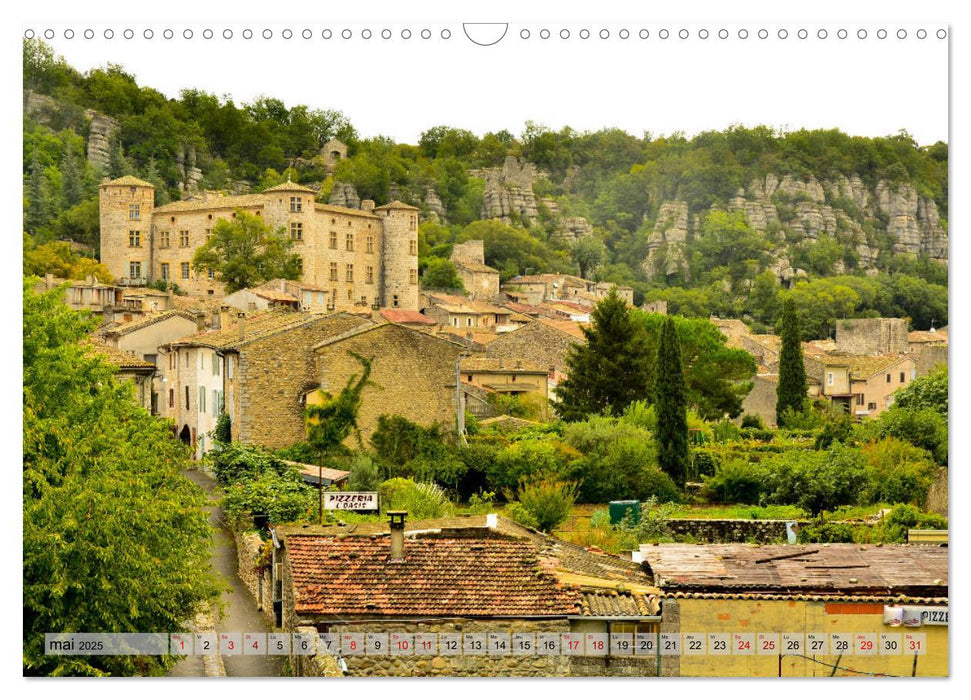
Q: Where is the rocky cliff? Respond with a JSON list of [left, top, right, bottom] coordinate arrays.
[[641, 172, 948, 282]]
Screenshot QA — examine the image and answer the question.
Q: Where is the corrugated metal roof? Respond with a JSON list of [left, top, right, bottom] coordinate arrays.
[[640, 544, 947, 595]]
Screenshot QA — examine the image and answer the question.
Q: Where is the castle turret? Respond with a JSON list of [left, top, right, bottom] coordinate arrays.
[[99, 175, 155, 285], [375, 201, 420, 310]]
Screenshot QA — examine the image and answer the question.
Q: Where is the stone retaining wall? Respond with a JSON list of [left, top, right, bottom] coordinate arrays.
[[666, 519, 799, 544], [232, 528, 275, 628]]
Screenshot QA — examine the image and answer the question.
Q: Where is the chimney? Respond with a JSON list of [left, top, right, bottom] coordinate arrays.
[[237, 312, 246, 342], [388, 510, 406, 560], [360, 199, 375, 213], [219, 305, 233, 330], [194, 311, 207, 332]]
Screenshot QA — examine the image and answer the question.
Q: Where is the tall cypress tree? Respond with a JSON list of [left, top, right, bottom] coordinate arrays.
[[776, 297, 808, 426], [555, 289, 651, 421], [655, 316, 688, 487]]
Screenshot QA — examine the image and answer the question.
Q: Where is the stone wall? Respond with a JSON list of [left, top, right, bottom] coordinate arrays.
[[916, 344, 947, 377], [835, 318, 910, 356], [233, 527, 275, 628], [314, 323, 466, 442], [926, 468, 948, 516], [739, 375, 780, 428], [235, 314, 373, 448], [665, 519, 797, 544]]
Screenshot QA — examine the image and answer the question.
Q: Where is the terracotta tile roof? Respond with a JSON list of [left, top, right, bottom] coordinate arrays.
[[426, 293, 508, 315], [579, 590, 658, 616], [502, 301, 559, 318], [908, 330, 948, 344], [82, 339, 155, 370], [280, 514, 657, 619], [437, 328, 500, 346], [169, 295, 226, 314], [478, 415, 542, 431], [844, 355, 912, 379], [102, 310, 199, 337], [261, 180, 317, 194], [507, 274, 589, 287], [169, 309, 369, 350], [380, 309, 436, 325], [461, 357, 548, 374], [101, 175, 154, 188], [640, 544, 947, 595], [153, 193, 266, 214], [313, 202, 380, 219], [248, 282, 300, 304], [287, 536, 580, 617], [373, 200, 420, 211], [537, 317, 588, 340], [452, 259, 500, 274]]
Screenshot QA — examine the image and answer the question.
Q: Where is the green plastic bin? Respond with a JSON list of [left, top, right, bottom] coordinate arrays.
[[608, 500, 641, 526]]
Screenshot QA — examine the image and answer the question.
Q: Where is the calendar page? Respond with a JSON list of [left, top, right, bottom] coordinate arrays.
[[16, 0, 952, 690]]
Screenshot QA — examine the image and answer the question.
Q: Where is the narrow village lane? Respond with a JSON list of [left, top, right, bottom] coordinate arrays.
[[168, 468, 284, 677]]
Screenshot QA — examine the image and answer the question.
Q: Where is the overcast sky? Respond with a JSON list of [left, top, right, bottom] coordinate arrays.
[[32, 19, 948, 146]]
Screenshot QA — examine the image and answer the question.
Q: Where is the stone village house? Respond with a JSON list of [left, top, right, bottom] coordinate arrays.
[[159, 309, 477, 456], [275, 514, 662, 677], [636, 543, 948, 677]]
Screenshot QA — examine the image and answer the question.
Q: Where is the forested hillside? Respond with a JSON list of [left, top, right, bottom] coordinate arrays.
[[23, 39, 947, 338]]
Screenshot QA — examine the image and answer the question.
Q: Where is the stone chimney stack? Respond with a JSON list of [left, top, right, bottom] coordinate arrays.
[[193, 311, 207, 332], [360, 199, 375, 213], [237, 312, 246, 342], [219, 305, 233, 330], [388, 511, 406, 560]]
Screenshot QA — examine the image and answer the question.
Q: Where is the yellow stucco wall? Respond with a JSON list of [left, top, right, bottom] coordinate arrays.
[[675, 598, 947, 677]]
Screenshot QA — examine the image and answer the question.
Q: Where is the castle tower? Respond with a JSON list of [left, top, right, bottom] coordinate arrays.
[[375, 201, 420, 310], [99, 175, 155, 285]]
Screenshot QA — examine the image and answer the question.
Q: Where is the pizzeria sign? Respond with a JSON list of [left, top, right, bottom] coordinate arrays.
[[324, 492, 379, 511]]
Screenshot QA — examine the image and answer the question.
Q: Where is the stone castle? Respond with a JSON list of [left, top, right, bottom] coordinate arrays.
[[98, 175, 420, 310]]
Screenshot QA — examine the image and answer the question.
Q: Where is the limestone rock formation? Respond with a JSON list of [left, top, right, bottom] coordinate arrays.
[[552, 216, 593, 244], [329, 181, 361, 210], [469, 156, 544, 225], [422, 186, 447, 224], [84, 111, 119, 171], [642, 201, 690, 280]]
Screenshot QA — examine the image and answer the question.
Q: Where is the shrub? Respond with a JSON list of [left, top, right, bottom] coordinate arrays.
[[487, 439, 577, 494], [702, 459, 770, 504], [738, 428, 774, 442], [507, 476, 577, 533], [223, 471, 315, 525], [346, 454, 382, 491], [620, 400, 656, 431], [692, 450, 720, 478], [859, 437, 937, 506], [613, 497, 679, 550], [814, 409, 853, 449], [213, 412, 232, 444], [378, 478, 453, 519], [764, 443, 867, 515], [711, 419, 741, 443], [878, 504, 947, 543], [466, 490, 497, 515], [859, 406, 948, 465], [210, 443, 291, 486], [274, 442, 323, 465], [455, 442, 499, 500], [740, 413, 765, 429]]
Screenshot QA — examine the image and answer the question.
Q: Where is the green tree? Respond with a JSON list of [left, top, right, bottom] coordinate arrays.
[[23, 280, 220, 675], [654, 317, 689, 487], [555, 290, 652, 421], [420, 257, 464, 291], [893, 365, 947, 419], [192, 210, 302, 292], [571, 236, 606, 279], [776, 298, 808, 426]]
